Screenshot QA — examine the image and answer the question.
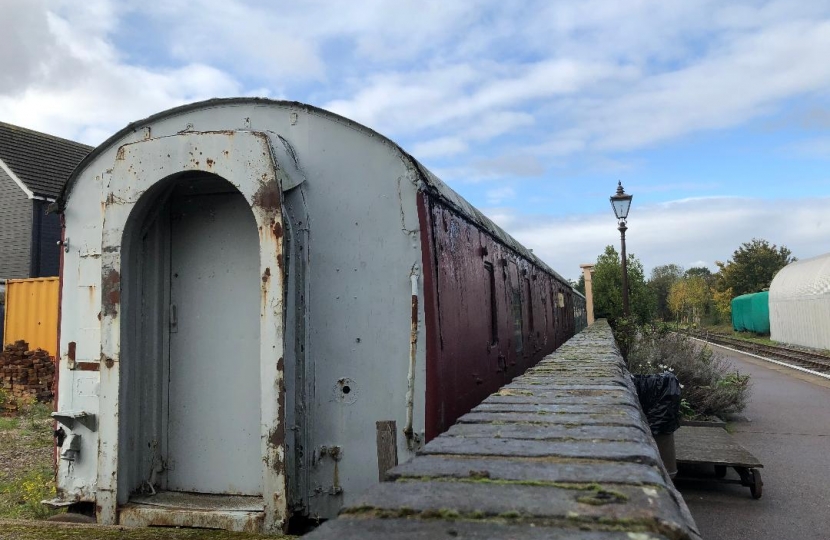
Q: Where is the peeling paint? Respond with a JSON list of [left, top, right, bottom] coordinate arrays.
[[253, 179, 281, 212], [101, 268, 120, 317], [271, 219, 283, 239]]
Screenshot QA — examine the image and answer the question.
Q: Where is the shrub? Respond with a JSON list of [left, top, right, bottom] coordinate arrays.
[[627, 324, 751, 419]]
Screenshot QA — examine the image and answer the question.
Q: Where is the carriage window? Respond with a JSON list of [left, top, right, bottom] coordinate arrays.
[[485, 262, 498, 345]]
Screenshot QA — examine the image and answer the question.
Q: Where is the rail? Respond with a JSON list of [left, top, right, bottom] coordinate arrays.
[[685, 330, 830, 376]]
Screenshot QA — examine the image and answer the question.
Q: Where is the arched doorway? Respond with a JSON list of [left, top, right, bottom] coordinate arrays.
[[119, 172, 261, 499]]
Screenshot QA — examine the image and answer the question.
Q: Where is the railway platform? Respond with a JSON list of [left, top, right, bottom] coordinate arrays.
[[677, 343, 830, 540], [306, 321, 700, 540]]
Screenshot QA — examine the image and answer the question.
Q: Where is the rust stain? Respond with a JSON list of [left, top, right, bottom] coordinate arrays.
[[101, 268, 121, 317], [77, 362, 100, 372], [97, 311, 102, 321], [268, 356, 286, 472], [262, 267, 271, 283], [67, 342, 76, 362], [206, 158, 215, 167], [253, 180, 281, 212], [271, 219, 283, 239], [115, 147, 125, 161]]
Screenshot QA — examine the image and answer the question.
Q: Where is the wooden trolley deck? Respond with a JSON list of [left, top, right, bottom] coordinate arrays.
[[675, 425, 764, 498]]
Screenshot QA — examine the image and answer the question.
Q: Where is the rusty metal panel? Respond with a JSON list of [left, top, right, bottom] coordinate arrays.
[[58, 108, 429, 529], [423, 199, 566, 438], [3, 277, 59, 354], [53, 98, 582, 532]]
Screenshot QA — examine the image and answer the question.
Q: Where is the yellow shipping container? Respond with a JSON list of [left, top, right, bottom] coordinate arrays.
[[3, 277, 60, 356]]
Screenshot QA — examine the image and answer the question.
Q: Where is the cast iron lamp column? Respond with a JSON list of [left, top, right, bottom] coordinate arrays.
[[610, 181, 633, 317]]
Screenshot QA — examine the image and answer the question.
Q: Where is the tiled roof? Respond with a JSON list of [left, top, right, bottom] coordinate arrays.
[[0, 122, 93, 199]]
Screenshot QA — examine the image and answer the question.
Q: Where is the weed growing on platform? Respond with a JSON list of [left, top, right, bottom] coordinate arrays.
[[628, 326, 751, 418]]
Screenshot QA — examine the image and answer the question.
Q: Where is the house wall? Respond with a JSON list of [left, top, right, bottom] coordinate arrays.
[[0, 165, 32, 280], [30, 200, 61, 277]]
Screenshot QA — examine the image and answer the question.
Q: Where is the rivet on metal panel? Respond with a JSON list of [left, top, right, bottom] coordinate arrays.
[[101, 354, 114, 369]]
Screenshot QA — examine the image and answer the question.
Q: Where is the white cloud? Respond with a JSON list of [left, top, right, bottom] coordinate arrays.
[[411, 137, 468, 158], [485, 186, 516, 206], [490, 197, 830, 281], [0, 0, 245, 144], [3, 0, 829, 165], [786, 137, 830, 159]]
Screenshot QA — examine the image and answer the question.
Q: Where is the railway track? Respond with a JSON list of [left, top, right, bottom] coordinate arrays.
[[685, 331, 830, 376]]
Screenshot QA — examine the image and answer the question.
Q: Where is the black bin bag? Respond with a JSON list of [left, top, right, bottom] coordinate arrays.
[[632, 373, 682, 435]]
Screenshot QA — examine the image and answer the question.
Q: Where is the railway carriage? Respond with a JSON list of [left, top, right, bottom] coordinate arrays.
[[50, 98, 585, 532]]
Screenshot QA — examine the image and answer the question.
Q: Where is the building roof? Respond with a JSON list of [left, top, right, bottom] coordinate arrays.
[[58, 98, 580, 292], [0, 121, 92, 199], [770, 252, 830, 300]]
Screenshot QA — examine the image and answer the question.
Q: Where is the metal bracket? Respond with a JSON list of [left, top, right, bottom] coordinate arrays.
[[52, 410, 97, 432]]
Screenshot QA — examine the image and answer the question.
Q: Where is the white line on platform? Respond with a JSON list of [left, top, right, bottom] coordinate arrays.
[[687, 336, 830, 381]]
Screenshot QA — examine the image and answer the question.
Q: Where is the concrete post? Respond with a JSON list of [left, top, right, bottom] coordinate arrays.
[[580, 264, 595, 325]]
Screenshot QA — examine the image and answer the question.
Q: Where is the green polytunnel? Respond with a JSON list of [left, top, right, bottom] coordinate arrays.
[[731, 291, 770, 334]]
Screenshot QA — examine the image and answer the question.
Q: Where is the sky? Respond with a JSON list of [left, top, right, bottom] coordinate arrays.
[[1, 0, 828, 281]]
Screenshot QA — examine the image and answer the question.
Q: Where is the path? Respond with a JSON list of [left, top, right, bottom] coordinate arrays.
[[676, 344, 830, 540]]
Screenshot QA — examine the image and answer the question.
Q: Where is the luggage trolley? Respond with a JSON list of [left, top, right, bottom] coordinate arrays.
[[675, 425, 764, 499]]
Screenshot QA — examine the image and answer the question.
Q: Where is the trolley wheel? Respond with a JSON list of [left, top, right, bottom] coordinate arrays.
[[749, 468, 763, 499], [714, 465, 727, 478]]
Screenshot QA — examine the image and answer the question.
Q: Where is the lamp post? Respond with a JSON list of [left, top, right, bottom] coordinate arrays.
[[610, 181, 633, 317]]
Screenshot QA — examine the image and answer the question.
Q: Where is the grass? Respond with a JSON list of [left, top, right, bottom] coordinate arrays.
[[0, 393, 297, 538], [0, 395, 59, 521]]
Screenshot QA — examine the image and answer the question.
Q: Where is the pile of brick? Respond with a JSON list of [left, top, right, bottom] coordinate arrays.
[[1, 340, 55, 404]]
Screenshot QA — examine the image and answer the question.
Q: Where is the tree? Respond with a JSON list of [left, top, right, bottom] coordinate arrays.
[[716, 238, 795, 296], [668, 276, 709, 325], [571, 274, 586, 295], [592, 245, 653, 323], [648, 264, 684, 321], [685, 266, 713, 283], [712, 287, 733, 323]]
